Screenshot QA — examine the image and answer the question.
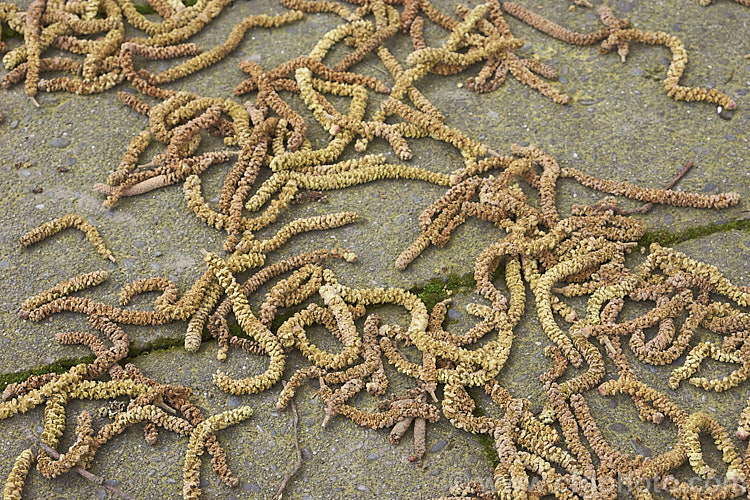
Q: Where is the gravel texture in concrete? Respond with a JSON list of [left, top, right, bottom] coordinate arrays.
[[0, 0, 748, 498]]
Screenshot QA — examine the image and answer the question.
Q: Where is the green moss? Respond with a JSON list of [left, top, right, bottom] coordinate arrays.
[[467, 387, 500, 469], [0, 356, 96, 394], [0, 333, 208, 393], [643, 64, 665, 82], [227, 318, 243, 338], [408, 273, 475, 312], [446, 273, 474, 291], [410, 279, 447, 312], [491, 262, 506, 283], [134, 3, 156, 14], [638, 219, 750, 249], [2, 26, 22, 41], [474, 429, 500, 470], [270, 305, 308, 332], [124, 336, 186, 361]]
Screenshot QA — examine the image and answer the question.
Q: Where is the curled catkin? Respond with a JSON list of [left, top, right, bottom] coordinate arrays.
[[183, 406, 253, 500], [22, 0, 45, 103], [19, 214, 115, 261], [19, 270, 108, 318], [3, 0, 749, 497]]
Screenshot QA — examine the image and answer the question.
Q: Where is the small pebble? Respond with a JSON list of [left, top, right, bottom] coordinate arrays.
[[244, 483, 261, 493], [609, 423, 628, 433], [50, 137, 71, 148], [430, 440, 448, 453], [616, 1, 634, 13]]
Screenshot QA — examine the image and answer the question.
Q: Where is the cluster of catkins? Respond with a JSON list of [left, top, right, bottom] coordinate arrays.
[[0, 315, 253, 499], [4, 0, 749, 498]]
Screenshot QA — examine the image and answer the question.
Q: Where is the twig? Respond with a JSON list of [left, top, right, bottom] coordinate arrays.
[[154, 395, 177, 414], [25, 430, 135, 500], [273, 382, 303, 500], [623, 160, 694, 215]]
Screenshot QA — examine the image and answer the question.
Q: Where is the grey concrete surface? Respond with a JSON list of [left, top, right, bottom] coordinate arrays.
[[0, 0, 749, 498]]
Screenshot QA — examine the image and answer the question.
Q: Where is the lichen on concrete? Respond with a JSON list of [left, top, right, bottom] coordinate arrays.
[[0, 0, 749, 497]]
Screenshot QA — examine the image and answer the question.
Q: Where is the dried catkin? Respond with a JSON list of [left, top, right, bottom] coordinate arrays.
[[19, 214, 115, 261], [4, 0, 750, 498]]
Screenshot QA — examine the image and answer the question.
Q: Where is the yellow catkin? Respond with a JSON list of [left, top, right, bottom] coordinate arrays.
[[2, 449, 34, 500], [4, 0, 750, 497], [19, 214, 115, 261], [183, 406, 253, 500]]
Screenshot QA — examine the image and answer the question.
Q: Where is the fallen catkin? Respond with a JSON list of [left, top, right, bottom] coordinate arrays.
[[183, 406, 253, 500], [4, 0, 750, 498], [19, 214, 115, 261], [2, 449, 34, 500]]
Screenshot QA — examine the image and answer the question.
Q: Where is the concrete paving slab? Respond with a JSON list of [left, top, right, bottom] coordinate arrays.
[[0, 0, 749, 498]]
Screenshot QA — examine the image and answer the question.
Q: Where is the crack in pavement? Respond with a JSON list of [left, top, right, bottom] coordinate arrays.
[[3, 218, 747, 392]]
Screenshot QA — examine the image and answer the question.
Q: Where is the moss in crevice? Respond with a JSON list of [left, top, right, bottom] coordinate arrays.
[[491, 262, 506, 283], [2, 26, 22, 40], [0, 266, 507, 396], [467, 387, 500, 469], [123, 335, 190, 362], [0, 356, 96, 394], [638, 218, 750, 249], [408, 272, 476, 312], [134, 3, 156, 14], [0, 331, 213, 393]]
